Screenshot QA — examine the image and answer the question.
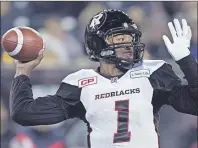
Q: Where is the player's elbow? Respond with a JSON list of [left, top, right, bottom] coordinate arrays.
[[11, 110, 31, 126], [192, 87, 198, 99], [11, 113, 23, 125]]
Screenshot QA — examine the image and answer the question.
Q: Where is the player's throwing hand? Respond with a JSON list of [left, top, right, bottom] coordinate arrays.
[[163, 19, 192, 61], [15, 49, 44, 77]]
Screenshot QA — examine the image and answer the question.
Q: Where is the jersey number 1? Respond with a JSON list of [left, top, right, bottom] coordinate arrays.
[[113, 100, 131, 143]]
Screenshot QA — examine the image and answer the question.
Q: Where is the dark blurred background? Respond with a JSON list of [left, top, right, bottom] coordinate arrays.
[[1, 1, 197, 148]]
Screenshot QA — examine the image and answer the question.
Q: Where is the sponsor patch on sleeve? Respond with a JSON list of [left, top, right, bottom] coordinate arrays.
[[78, 76, 97, 88]]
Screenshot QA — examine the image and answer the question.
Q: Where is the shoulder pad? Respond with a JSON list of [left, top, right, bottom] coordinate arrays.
[[131, 60, 166, 75], [62, 69, 95, 86]]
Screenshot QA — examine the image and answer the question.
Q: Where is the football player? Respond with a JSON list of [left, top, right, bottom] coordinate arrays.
[[10, 9, 197, 148]]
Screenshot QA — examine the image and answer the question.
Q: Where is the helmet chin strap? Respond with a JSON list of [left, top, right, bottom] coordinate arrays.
[[115, 58, 134, 71], [116, 58, 143, 72], [101, 53, 135, 72]]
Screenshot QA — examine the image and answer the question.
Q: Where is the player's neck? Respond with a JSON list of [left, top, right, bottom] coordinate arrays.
[[99, 62, 124, 76]]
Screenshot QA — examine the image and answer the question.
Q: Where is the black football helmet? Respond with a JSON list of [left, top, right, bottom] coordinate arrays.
[[85, 9, 145, 71]]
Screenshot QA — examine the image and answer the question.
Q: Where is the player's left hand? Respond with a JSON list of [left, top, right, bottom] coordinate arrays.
[[163, 19, 192, 61]]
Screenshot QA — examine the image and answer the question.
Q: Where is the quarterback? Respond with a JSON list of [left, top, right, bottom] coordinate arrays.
[[10, 9, 197, 148]]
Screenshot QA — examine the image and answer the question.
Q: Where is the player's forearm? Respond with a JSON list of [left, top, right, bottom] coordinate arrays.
[[10, 75, 66, 126], [176, 55, 198, 97], [172, 55, 198, 115], [10, 75, 33, 119], [177, 55, 198, 87]]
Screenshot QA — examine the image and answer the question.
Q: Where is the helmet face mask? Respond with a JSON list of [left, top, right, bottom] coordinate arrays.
[[85, 9, 145, 71]]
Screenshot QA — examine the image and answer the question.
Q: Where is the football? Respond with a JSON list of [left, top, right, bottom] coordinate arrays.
[[1, 27, 44, 62]]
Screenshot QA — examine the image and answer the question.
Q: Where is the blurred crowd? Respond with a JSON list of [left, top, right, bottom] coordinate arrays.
[[1, 1, 197, 148]]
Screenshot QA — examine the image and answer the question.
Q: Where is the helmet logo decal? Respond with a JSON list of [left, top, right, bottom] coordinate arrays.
[[89, 13, 104, 30], [123, 23, 129, 29]]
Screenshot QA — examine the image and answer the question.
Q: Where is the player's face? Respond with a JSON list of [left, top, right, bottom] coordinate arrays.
[[106, 34, 134, 60]]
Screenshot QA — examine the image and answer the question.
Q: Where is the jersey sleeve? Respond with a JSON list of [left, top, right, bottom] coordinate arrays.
[[151, 55, 198, 116], [10, 74, 85, 126]]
